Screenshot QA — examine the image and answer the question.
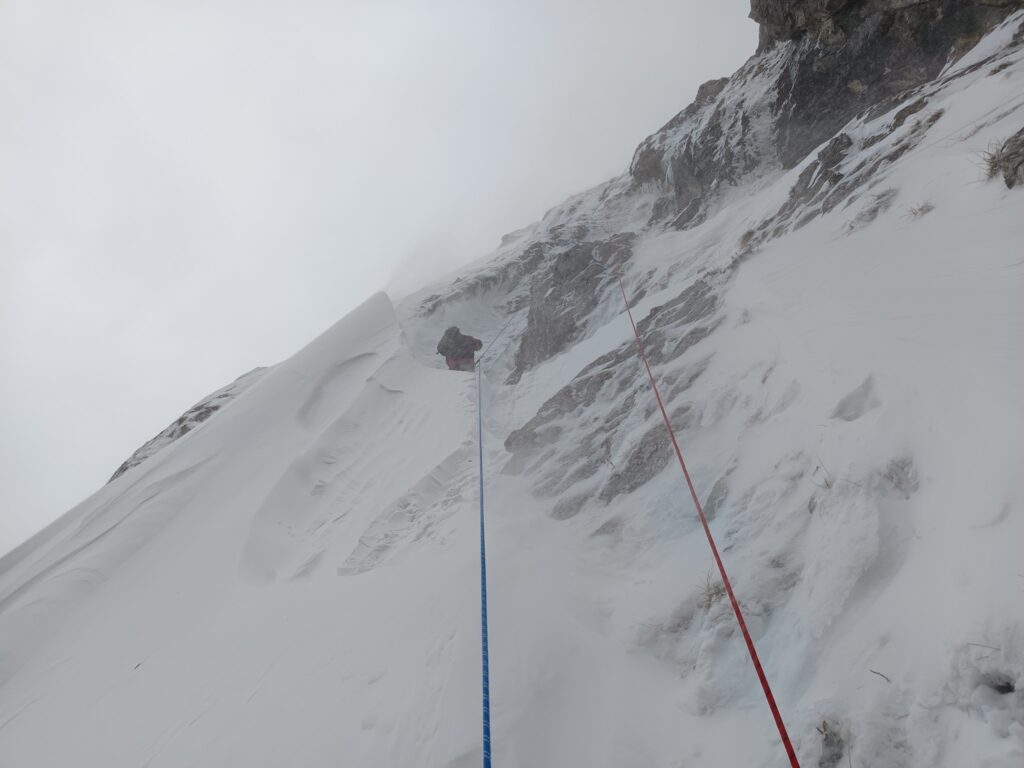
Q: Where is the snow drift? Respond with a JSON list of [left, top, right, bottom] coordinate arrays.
[[1, 6, 1023, 767]]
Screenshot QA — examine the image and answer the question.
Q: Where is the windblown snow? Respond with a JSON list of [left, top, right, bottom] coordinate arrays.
[[1, 13, 1022, 768]]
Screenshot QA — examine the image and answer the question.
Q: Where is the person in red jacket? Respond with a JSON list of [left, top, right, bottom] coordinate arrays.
[[436, 326, 483, 371]]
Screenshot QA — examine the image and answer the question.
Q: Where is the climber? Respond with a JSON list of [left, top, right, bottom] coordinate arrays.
[[436, 326, 483, 371]]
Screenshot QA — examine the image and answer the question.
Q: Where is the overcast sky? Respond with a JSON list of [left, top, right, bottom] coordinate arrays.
[[0, 0, 757, 555]]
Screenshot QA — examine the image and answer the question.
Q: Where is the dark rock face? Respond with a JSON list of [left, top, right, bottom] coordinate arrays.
[[631, 80, 730, 192], [629, 63, 780, 231], [597, 420, 679, 503], [999, 126, 1024, 187], [765, 131, 855, 231], [750, 101, 945, 243], [765, 0, 1021, 169], [507, 233, 634, 383], [750, 0, 853, 49], [627, 0, 1021, 232], [503, 277, 721, 504], [751, 1, 1022, 51]]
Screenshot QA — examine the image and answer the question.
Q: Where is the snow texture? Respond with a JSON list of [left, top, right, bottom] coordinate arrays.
[[1, 11, 1023, 768], [108, 367, 267, 482]]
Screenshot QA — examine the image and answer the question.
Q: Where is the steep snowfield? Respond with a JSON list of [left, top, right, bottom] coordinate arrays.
[[108, 367, 268, 483], [0, 294, 491, 766], [2, 14, 1023, 768]]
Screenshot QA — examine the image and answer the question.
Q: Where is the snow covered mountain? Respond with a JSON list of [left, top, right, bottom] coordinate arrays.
[[2, 4, 1023, 766]]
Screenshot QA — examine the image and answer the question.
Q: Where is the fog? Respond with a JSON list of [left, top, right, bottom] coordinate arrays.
[[0, 0, 757, 553]]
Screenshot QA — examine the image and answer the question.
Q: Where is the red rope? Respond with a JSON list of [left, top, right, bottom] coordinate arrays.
[[616, 274, 801, 768]]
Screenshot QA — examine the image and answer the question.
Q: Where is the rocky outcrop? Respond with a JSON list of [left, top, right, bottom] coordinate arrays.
[[999, 126, 1024, 187], [414, 5, 1022, 388], [747, 99, 944, 244], [507, 233, 633, 383], [751, 1, 1022, 51], [503, 278, 721, 505], [628, 53, 789, 230], [108, 367, 266, 482], [750, 0, 851, 49], [407, 6, 1024, 524], [626, 0, 1023, 232], [762, 0, 1022, 167]]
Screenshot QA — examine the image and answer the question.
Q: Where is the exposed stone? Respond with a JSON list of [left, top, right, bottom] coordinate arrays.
[[109, 367, 267, 482], [503, 278, 720, 503], [750, 0, 853, 50], [628, 57, 777, 231], [630, 78, 731, 189], [701, 473, 733, 521], [751, 1, 1022, 51], [999, 126, 1024, 187], [762, 1, 1021, 168], [623, 1, 1020, 237], [506, 233, 634, 383], [551, 495, 590, 520], [598, 421, 677, 503], [431, 0, 1021, 521], [591, 518, 623, 537], [891, 97, 928, 130], [765, 133, 854, 232], [747, 98, 944, 246]]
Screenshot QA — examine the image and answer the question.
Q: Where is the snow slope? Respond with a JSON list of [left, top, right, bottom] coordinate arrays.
[[1, 12, 1023, 768], [108, 367, 268, 483]]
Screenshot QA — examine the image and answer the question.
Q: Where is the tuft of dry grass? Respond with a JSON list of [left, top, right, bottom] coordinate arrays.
[[700, 571, 726, 610], [980, 143, 1003, 179]]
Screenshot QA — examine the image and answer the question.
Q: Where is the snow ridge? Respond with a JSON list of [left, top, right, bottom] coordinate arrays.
[[108, 367, 268, 482]]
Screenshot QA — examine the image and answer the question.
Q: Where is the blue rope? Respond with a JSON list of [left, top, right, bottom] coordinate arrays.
[[476, 363, 492, 768], [471, 318, 514, 767]]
